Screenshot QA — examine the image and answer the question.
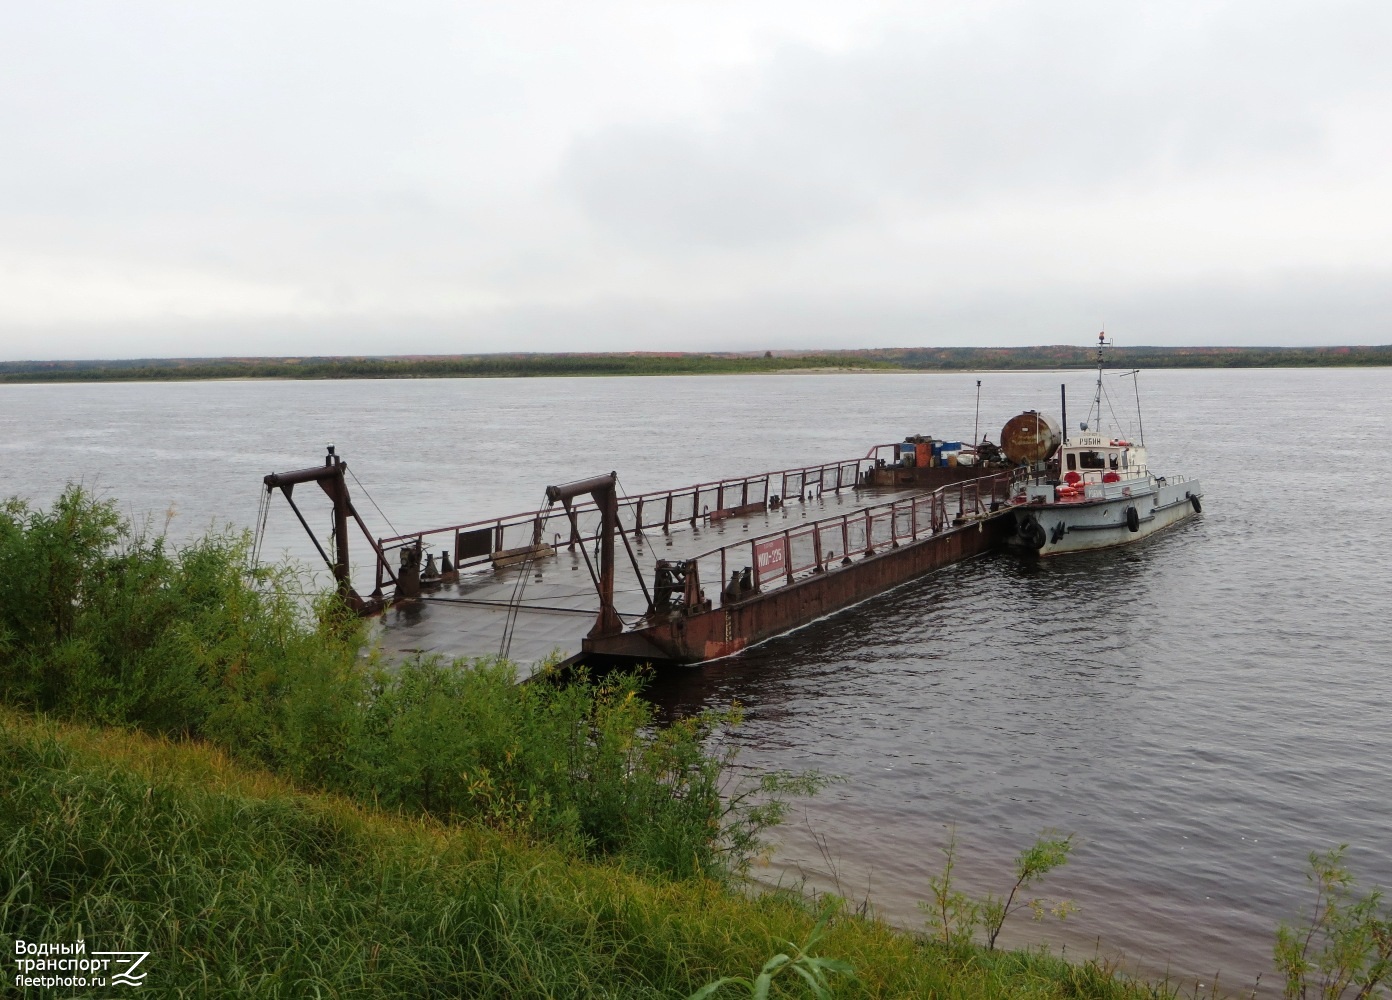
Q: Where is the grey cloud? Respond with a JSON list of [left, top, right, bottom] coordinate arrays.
[[487, 267, 1392, 350], [11, 265, 1385, 360], [563, 1, 1391, 247], [2, 1, 1390, 357], [564, 124, 868, 248]]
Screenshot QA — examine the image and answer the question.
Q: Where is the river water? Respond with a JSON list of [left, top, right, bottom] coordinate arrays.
[[3, 368, 1389, 993]]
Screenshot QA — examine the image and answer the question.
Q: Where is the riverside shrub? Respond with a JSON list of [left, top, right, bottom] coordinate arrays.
[[0, 487, 776, 878]]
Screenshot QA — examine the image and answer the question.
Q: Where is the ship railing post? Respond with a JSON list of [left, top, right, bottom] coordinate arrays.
[[663, 494, 672, 533], [784, 530, 793, 585], [812, 522, 823, 570], [720, 546, 727, 605], [750, 540, 759, 593]]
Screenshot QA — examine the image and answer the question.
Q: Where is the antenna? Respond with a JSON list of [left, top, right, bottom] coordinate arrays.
[[1118, 369, 1145, 446]]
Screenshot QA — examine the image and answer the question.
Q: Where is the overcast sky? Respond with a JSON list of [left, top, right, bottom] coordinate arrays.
[[2, 0, 1390, 359]]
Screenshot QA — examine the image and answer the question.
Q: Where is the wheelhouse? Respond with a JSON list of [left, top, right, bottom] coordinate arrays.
[[1058, 431, 1148, 485]]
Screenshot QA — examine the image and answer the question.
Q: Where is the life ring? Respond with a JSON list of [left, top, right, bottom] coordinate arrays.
[[1190, 494, 1202, 513], [1126, 506, 1140, 532]]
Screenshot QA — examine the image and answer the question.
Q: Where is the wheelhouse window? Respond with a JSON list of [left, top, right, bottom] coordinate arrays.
[[1066, 453, 1076, 471], [1079, 451, 1106, 470]]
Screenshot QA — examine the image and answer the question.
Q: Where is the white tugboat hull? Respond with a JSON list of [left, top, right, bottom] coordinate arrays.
[[1009, 477, 1203, 556]]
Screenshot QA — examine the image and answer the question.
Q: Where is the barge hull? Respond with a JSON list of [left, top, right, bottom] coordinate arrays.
[[586, 511, 1015, 664]]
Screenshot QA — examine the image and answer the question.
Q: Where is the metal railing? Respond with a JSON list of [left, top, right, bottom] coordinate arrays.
[[694, 471, 1016, 605], [368, 450, 900, 594]]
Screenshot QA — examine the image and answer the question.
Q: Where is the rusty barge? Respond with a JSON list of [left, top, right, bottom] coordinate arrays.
[[260, 441, 1022, 671]]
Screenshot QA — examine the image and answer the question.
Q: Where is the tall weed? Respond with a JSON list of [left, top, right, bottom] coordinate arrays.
[[919, 825, 1076, 951], [1275, 846, 1391, 1000]]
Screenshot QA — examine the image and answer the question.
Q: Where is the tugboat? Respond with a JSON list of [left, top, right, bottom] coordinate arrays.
[[1005, 333, 1203, 555]]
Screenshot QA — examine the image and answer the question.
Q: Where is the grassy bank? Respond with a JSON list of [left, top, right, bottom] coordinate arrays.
[[1, 708, 1165, 998], [0, 487, 1182, 996]]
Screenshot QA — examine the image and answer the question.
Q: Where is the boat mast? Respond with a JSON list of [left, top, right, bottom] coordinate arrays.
[[973, 379, 982, 450], [1089, 330, 1110, 431]]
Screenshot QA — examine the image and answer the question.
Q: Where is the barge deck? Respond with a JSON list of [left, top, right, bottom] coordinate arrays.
[[261, 447, 1017, 675]]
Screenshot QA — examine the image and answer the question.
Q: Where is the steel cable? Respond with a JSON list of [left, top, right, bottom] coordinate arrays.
[[498, 497, 555, 662]]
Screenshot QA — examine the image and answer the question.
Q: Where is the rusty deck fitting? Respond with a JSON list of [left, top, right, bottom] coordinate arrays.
[[260, 446, 391, 613]]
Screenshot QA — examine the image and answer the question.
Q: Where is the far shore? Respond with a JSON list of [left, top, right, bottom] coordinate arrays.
[[1, 344, 1389, 384]]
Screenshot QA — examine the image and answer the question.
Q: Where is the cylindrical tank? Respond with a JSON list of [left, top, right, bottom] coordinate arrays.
[[1000, 411, 1061, 465]]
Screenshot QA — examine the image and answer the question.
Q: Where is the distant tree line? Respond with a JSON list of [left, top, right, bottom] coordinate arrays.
[[1, 344, 1388, 383], [873, 344, 1392, 370], [0, 353, 892, 382]]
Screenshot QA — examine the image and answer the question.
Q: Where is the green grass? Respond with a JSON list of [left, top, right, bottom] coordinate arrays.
[[1, 708, 1173, 998]]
